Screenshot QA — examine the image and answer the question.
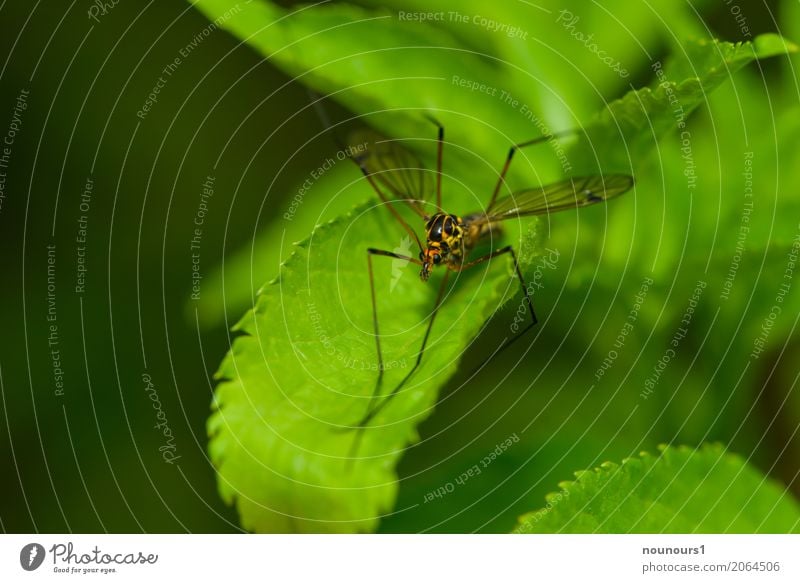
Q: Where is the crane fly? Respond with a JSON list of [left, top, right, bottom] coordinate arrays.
[[346, 120, 633, 436]]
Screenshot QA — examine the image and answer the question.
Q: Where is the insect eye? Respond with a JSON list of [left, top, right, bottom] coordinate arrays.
[[433, 254, 441, 265], [444, 222, 453, 235]]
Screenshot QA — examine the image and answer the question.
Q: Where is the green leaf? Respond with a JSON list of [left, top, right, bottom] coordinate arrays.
[[191, 163, 372, 328], [191, 0, 795, 327], [209, 201, 535, 532], [514, 444, 800, 533], [352, 0, 702, 107], [568, 34, 799, 174], [191, 0, 528, 154], [668, 34, 798, 82]]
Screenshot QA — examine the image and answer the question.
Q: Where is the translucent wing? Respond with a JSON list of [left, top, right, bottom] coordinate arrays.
[[476, 174, 633, 224], [349, 129, 434, 218]]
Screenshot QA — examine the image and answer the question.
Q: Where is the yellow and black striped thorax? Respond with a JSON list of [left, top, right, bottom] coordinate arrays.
[[425, 213, 464, 255]]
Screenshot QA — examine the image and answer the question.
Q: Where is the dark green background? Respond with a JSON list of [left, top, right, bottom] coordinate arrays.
[[0, 0, 797, 533]]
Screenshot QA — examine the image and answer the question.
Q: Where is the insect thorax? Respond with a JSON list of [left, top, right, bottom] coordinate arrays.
[[425, 213, 465, 259]]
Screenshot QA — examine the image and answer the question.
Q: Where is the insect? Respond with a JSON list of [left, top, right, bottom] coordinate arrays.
[[347, 120, 633, 432]]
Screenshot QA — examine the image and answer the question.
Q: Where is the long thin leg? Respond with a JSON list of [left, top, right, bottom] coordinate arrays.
[[345, 248, 418, 464], [311, 92, 423, 248], [361, 245, 535, 426], [365, 248, 421, 406], [487, 128, 581, 212], [423, 114, 444, 211], [347, 244, 536, 462], [455, 245, 539, 378], [345, 264, 449, 463], [357, 268, 451, 429], [355, 166, 424, 251]]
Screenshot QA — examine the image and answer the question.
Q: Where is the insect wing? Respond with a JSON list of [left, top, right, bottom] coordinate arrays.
[[484, 174, 633, 221], [349, 130, 434, 217]]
